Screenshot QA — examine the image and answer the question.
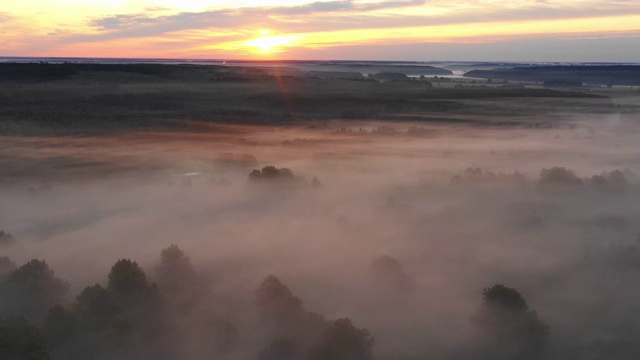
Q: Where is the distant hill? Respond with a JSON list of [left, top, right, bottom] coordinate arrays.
[[464, 65, 640, 86]]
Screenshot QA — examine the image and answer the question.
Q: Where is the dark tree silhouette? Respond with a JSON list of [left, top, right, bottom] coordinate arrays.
[[2, 259, 68, 321], [259, 339, 299, 360], [0, 230, 15, 246], [249, 166, 295, 182], [255, 275, 328, 341], [0, 315, 50, 360], [0, 256, 16, 280], [539, 167, 582, 187], [107, 259, 155, 307], [256, 275, 305, 331], [43, 305, 77, 347], [471, 284, 549, 360], [213, 319, 238, 353], [307, 318, 374, 360], [370, 255, 416, 295], [155, 244, 197, 295], [75, 284, 120, 332], [106, 259, 163, 341], [589, 170, 629, 192]]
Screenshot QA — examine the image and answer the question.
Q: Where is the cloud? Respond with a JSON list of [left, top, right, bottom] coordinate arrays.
[[47, 29, 73, 36], [5, 0, 638, 58], [274, 0, 426, 14], [0, 12, 13, 22], [81, 0, 640, 42], [87, 0, 427, 34], [92, 13, 170, 31]]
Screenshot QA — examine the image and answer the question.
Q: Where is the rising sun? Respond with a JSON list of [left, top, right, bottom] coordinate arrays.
[[244, 34, 297, 54]]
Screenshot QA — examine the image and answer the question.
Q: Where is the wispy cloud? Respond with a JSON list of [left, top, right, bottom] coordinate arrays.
[[1, 0, 639, 60], [88, 0, 427, 34], [0, 12, 13, 23], [68, 0, 638, 46]]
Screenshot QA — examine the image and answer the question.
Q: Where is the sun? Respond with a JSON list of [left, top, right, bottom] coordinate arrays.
[[244, 34, 297, 54]]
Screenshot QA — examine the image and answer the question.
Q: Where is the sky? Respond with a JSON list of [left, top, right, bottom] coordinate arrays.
[[0, 0, 639, 61]]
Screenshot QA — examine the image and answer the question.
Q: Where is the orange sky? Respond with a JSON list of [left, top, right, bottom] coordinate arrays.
[[1, 1, 639, 61]]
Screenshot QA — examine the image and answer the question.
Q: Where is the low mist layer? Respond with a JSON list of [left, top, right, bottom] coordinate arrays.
[[2, 115, 640, 359]]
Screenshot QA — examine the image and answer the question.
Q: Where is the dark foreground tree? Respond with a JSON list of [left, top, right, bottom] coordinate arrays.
[[43, 305, 77, 347], [0, 256, 16, 280], [75, 284, 121, 332], [255, 276, 328, 347], [471, 284, 549, 360], [307, 318, 374, 360], [107, 259, 156, 307], [256, 275, 306, 333], [0, 316, 50, 360], [155, 244, 197, 299], [259, 339, 299, 360], [2, 259, 68, 321]]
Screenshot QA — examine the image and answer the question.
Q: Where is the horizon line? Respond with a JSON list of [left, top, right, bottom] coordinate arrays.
[[1, 56, 640, 65]]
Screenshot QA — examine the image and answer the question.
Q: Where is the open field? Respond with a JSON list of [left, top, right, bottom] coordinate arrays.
[[2, 63, 640, 360], [3, 63, 635, 135]]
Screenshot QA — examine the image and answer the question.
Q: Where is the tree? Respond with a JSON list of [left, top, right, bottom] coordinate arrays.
[[0, 230, 15, 246], [256, 275, 305, 332], [471, 284, 549, 360], [107, 259, 155, 307], [0, 256, 16, 280], [259, 339, 299, 360], [155, 244, 196, 294], [255, 275, 328, 341], [213, 319, 238, 353], [539, 167, 582, 187], [370, 255, 416, 295], [2, 260, 68, 321], [75, 284, 120, 332], [0, 315, 50, 360], [107, 259, 162, 339], [248, 166, 295, 182], [43, 305, 77, 347], [307, 318, 374, 360]]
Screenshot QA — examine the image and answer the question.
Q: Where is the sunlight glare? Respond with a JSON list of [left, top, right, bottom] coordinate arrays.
[[244, 34, 298, 53]]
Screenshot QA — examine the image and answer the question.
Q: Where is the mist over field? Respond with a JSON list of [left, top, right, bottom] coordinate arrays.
[[2, 0, 640, 356], [3, 108, 640, 359]]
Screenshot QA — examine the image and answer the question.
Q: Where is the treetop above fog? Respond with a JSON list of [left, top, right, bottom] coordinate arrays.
[[472, 284, 549, 359], [107, 259, 156, 306], [249, 166, 295, 181], [480, 284, 529, 313]]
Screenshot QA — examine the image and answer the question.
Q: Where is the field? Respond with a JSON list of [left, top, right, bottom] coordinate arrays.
[[2, 62, 640, 360]]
